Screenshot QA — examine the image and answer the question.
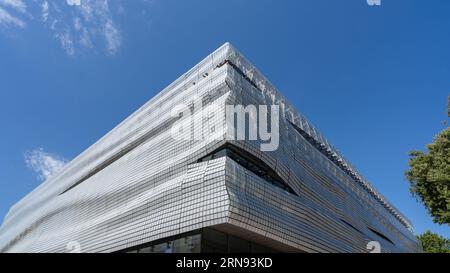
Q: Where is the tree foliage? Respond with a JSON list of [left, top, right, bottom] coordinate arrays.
[[416, 230, 450, 253], [405, 127, 450, 224]]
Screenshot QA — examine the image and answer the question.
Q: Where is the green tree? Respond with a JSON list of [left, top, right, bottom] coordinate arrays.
[[405, 127, 450, 224], [417, 230, 450, 253]]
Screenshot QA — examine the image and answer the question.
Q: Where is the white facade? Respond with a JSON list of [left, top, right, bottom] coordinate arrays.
[[0, 43, 421, 253]]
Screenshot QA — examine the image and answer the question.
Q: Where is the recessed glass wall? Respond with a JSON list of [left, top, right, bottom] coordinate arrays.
[[121, 228, 277, 253], [198, 145, 297, 195], [125, 232, 201, 253]]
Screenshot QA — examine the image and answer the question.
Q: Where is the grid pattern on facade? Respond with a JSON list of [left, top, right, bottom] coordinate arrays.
[[0, 43, 421, 253]]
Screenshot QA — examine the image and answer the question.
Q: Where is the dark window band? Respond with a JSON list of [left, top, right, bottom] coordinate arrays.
[[198, 144, 297, 196]]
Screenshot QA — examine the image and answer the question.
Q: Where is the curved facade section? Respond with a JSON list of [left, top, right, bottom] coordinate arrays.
[[0, 43, 421, 253]]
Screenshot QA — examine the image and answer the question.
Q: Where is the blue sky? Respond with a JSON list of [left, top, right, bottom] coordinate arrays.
[[0, 0, 448, 238]]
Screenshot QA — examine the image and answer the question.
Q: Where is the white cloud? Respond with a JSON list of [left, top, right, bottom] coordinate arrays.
[[42, 0, 123, 56], [41, 0, 48, 22], [0, 0, 27, 13], [0, 6, 25, 28], [56, 29, 75, 56], [73, 17, 81, 31], [66, 0, 81, 6], [25, 148, 68, 182], [0, 7, 26, 28], [104, 19, 120, 55], [0, 0, 134, 56], [79, 27, 92, 48]]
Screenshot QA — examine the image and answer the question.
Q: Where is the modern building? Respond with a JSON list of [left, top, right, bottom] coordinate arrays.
[[0, 43, 421, 253]]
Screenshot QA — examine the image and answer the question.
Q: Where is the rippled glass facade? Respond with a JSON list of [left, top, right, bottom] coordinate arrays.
[[0, 43, 421, 253]]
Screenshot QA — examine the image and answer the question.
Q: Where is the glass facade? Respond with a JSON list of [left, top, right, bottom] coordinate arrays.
[[122, 228, 276, 253], [0, 42, 421, 253], [198, 144, 297, 195]]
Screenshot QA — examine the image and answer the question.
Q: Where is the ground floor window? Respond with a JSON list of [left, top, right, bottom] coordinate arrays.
[[121, 228, 277, 253]]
